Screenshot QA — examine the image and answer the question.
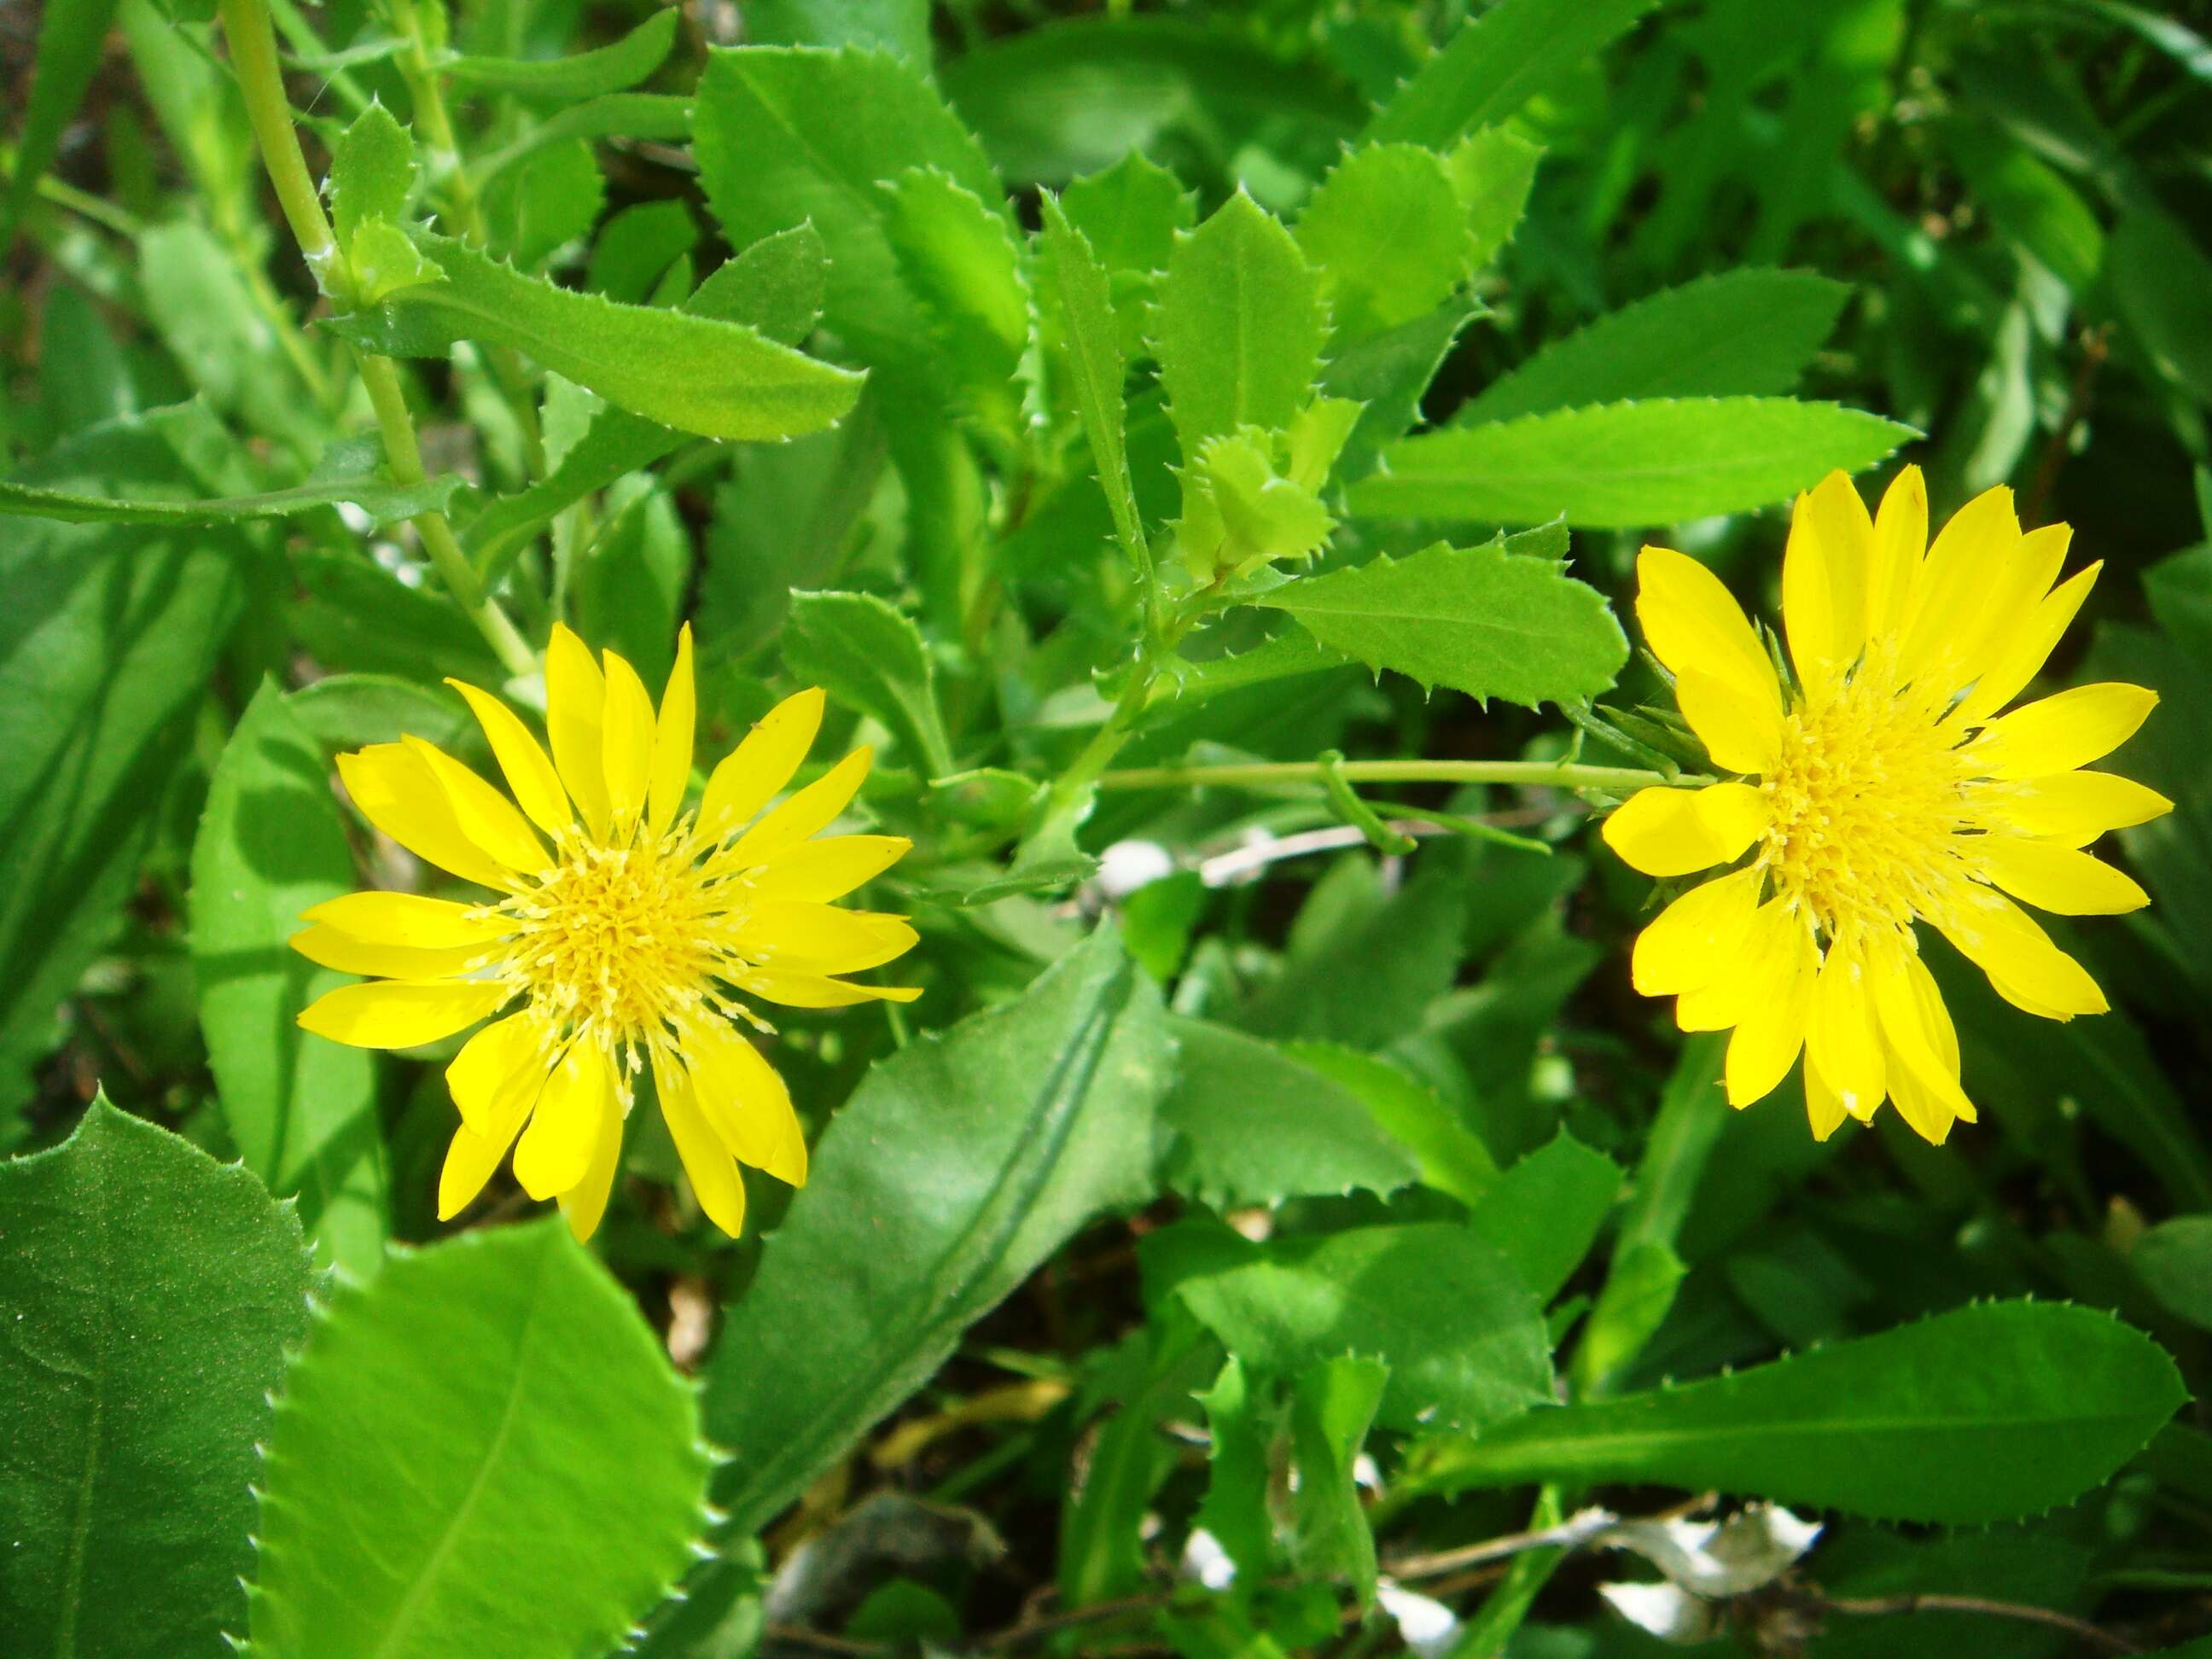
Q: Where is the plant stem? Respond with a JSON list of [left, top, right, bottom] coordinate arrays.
[[215, 0, 537, 681], [1097, 758, 1695, 795]]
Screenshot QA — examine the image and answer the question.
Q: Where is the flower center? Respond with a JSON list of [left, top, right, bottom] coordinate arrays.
[[1759, 653, 1966, 946]]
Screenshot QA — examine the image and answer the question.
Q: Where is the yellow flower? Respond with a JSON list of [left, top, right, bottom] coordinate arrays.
[[291, 624, 917, 1240], [1604, 469, 2170, 1143]]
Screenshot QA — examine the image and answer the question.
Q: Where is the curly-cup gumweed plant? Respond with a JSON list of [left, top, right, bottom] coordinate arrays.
[[4, 1, 2207, 1656]]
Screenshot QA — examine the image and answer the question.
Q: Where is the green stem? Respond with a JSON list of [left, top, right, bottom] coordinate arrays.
[[215, 0, 537, 680], [1097, 758, 1697, 795]]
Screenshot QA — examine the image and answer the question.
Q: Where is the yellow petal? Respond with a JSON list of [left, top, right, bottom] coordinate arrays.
[[336, 744, 512, 890], [1804, 1065, 1849, 1142], [600, 648, 657, 829], [1897, 484, 2019, 687], [1601, 782, 1767, 878], [649, 624, 697, 839], [297, 979, 509, 1048], [1950, 562, 2100, 729], [445, 1012, 552, 1137], [1970, 683, 2159, 778], [1780, 470, 1871, 700], [1985, 770, 2174, 846], [439, 1126, 511, 1221], [1806, 945, 1885, 1121], [1977, 838, 2149, 916], [545, 623, 612, 838], [513, 1043, 617, 1199], [1867, 942, 1971, 1136], [745, 835, 912, 903], [1631, 867, 1763, 996], [1674, 897, 1795, 1032], [1953, 522, 2071, 696], [740, 903, 917, 974], [405, 737, 550, 874], [447, 678, 571, 837], [1636, 547, 1783, 716], [726, 747, 874, 869], [700, 686, 826, 838], [300, 891, 509, 949], [559, 1099, 625, 1243], [1935, 889, 2108, 1019], [735, 969, 923, 1008], [656, 1056, 748, 1237], [1865, 464, 1926, 639], [289, 924, 486, 981], [1724, 914, 1817, 1106], [1674, 667, 1783, 775], [684, 1019, 805, 1183]]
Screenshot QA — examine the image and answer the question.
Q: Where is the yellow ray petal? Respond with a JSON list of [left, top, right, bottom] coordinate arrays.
[[700, 687, 827, 838], [1976, 837, 2150, 915], [1950, 562, 2100, 730], [298, 979, 510, 1048], [546, 623, 613, 839], [300, 891, 509, 949], [405, 736, 551, 874], [600, 648, 657, 830], [745, 835, 912, 903], [1983, 770, 2174, 846], [1636, 547, 1783, 715], [1780, 470, 1871, 700], [1631, 867, 1764, 996], [735, 969, 923, 1008], [657, 1057, 748, 1237], [649, 624, 697, 838], [289, 924, 487, 981], [1676, 897, 1795, 1033], [1806, 945, 1885, 1121], [447, 678, 571, 837], [1804, 1064, 1849, 1142], [1969, 682, 2159, 778], [726, 747, 874, 869], [336, 744, 512, 890], [1724, 915, 1817, 1106], [1898, 484, 2019, 687], [740, 902, 917, 974], [1601, 782, 1767, 878], [1865, 464, 1927, 639], [1935, 889, 2108, 1019], [1674, 668, 1783, 775], [558, 1097, 625, 1243], [684, 1019, 805, 1183], [439, 1126, 512, 1220], [445, 1012, 553, 1137], [1867, 941, 1971, 1134], [1952, 522, 2071, 695], [512, 1042, 617, 1199]]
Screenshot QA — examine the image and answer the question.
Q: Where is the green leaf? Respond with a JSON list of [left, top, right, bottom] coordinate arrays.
[[1946, 120, 2104, 294], [1039, 192, 1148, 572], [1148, 1220, 1552, 1431], [467, 93, 692, 190], [1289, 1357, 1387, 1607], [324, 230, 863, 441], [1569, 1238, 1686, 1397], [1448, 127, 1544, 271], [1156, 191, 1329, 466], [1255, 527, 1627, 708], [1196, 1357, 1273, 1580], [0, 434, 462, 526], [483, 137, 605, 270], [743, 0, 930, 62], [1148, 629, 1354, 715], [1459, 271, 1852, 424], [329, 100, 416, 244], [1060, 1323, 1214, 1606], [573, 481, 691, 687], [246, 1220, 713, 1658], [701, 927, 1173, 1537], [587, 200, 701, 304], [0, 1099, 312, 1657], [443, 8, 679, 99], [0, 408, 243, 1106], [880, 165, 1033, 430], [140, 224, 313, 441], [191, 683, 387, 1272], [1157, 1017, 1421, 1208], [694, 45, 1009, 371], [1352, 398, 1913, 528], [1061, 151, 1195, 277], [0, 0, 125, 248], [286, 547, 504, 685], [1320, 297, 1483, 486], [2110, 210, 2212, 406], [1412, 1301, 2186, 1524], [1288, 1042, 1500, 1205], [1295, 144, 1475, 342], [781, 590, 954, 777], [1464, 1130, 1621, 1301], [1366, 0, 1661, 148], [286, 674, 472, 754]]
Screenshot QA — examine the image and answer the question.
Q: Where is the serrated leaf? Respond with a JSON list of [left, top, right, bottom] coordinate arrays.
[[0, 1098, 313, 1657], [1412, 1301, 2186, 1524], [442, 7, 678, 99], [1366, 0, 1662, 148], [1196, 1357, 1273, 1580], [1290, 1357, 1387, 1608], [1461, 271, 1852, 424], [1254, 528, 1627, 708], [1157, 1017, 1420, 1208], [483, 137, 604, 270], [1060, 1322, 1214, 1606], [324, 230, 862, 441], [1287, 1043, 1500, 1205], [1157, 192, 1328, 467], [587, 200, 701, 304], [1061, 150, 1194, 276], [744, 0, 930, 61], [781, 590, 953, 776], [1039, 192, 1147, 573], [1146, 629, 1353, 717], [1320, 297, 1483, 486], [1146, 1220, 1552, 1431], [247, 1220, 713, 1658], [1295, 144, 1475, 343], [191, 683, 386, 1272], [329, 100, 416, 245], [701, 928, 1174, 1538], [1448, 126, 1543, 270], [1352, 398, 1913, 528], [1463, 1130, 1620, 1301], [0, 433, 461, 527], [880, 166, 1033, 430]]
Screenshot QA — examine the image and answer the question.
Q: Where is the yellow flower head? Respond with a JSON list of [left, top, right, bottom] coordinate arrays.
[[1604, 468, 2171, 1144], [291, 624, 917, 1240]]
